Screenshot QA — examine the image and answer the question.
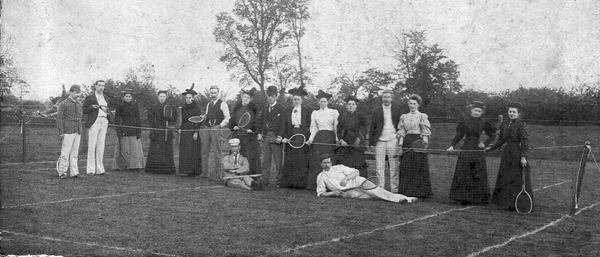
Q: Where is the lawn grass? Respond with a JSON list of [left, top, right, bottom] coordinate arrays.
[[1, 151, 599, 256]]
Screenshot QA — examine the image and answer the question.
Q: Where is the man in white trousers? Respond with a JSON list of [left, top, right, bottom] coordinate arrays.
[[56, 85, 84, 178], [316, 154, 417, 203], [83, 80, 112, 175], [369, 90, 402, 192]]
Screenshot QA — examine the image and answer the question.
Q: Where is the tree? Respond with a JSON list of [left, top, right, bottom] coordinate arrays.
[[285, 0, 310, 88], [330, 68, 395, 113], [391, 30, 462, 107], [214, 0, 307, 92]]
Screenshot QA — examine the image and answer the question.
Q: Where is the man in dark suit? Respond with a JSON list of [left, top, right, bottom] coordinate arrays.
[[369, 90, 401, 192], [257, 86, 285, 186], [83, 80, 112, 175]]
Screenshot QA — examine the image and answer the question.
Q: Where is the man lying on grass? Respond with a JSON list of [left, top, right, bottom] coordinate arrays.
[[316, 154, 418, 203], [222, 138, 262, 190]]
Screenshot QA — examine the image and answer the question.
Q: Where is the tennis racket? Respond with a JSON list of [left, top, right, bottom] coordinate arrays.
[[281, 133, 306, 168], [515, 166, 533, 214], [116, 137, 128, 170], [188, 116, 205, 123], [237, 111, 252, 135], [163, 104, 173, 141], [341, 176, 380, 192], [570, 142, 591, 215], [404, 140, 429, 153]]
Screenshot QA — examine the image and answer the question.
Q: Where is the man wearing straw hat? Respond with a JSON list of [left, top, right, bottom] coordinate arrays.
[[222, 138, 261, 190]]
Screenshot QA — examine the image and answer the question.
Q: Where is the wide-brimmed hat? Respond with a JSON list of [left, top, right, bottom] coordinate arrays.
[[241, 87, 257, 97], [345, 96, 360, 103], [288, 85, 308, 96], [266, 86, 278, 96], [316, 90, 332, 100], [182, 84, 197, 96], [121, 88, 135, 95]]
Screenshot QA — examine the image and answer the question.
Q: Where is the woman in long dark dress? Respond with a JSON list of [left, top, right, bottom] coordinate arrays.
[[486, 102, 533, 212], [306, 90, 339, 190], [335, 96, 368, 178], [229, 88, 261, 175], [178, 86, 202, 176], [145, 90, 177, 174], [113, 89, 145, 171], [397, 94, 433, 198], [277, 86, 312, 189], [446, 101, 496, 205]]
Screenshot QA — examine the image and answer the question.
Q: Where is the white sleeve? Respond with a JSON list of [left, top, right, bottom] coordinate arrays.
[[316, 173, 327, 196], [220, 101, 230, 127]]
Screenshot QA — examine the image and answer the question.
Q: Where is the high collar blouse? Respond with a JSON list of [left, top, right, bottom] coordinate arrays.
[[397, 110, 432, 138]]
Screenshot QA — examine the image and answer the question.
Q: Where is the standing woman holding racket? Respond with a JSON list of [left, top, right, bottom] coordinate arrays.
[[446, 101, 496, 205], [277, 86, 313, 189], [229, 88, 261, 176], [306, 90, 339, 190], [145, 90, 177, 174], [112, 88, 144, 171], [335, 96, 369, 178], [486, 102, 533, 212], [396, 94, 433, 199], [178, 85, 202, 176]]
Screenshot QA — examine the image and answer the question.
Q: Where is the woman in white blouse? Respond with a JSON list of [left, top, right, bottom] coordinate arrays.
[[396, 94, 434, 198], [306, 90, 339, 190]]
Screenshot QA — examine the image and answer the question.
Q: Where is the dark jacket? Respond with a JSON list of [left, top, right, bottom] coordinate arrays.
[[369, 104, 402, 146], [57, 96, 83, 135], [337, 110, 367, 146], [278, 105, 313, 139], [229, 101, 260, 132], [83, 92, 112, 128], [257, 102, 285, 135], [148, 102, 177, 141], [114, 101, 141, 137]]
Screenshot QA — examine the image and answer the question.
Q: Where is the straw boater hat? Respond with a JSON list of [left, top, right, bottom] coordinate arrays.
[[229, 138, 240, 146], [316, 90, 333, 100], [288, 85, 308, 96], [468, 100, 485, 109], [182, 84, 197, 96]]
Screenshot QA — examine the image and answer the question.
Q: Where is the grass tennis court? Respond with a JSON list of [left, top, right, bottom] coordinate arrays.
[[2, 151, 599, 256]]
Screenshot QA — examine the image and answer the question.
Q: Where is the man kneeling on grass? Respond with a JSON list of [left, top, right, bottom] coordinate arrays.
[[316, 154, 418, 203], [222, 138, 261, 190]]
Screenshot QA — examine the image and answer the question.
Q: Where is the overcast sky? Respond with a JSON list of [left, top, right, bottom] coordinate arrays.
[[2, 0, 600, 100]]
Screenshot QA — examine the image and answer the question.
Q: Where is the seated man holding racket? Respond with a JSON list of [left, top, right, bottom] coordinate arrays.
[[316, 154, 418, 203], [222, 138, 262, 190]]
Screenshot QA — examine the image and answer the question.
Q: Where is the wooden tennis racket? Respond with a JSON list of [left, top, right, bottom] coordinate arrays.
[[188, 116, 205, 123], [116, 137, 128, 170], [281, 133, 306, 168], [341, 176, 380, 192], [163, 104, 173, 141], [237, 111, 252, 135], [515, 166, 533, 214]]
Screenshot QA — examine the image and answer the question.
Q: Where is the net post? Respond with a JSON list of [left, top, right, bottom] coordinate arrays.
[[569, 141, 591, 216], [21, 115, 27, 163]]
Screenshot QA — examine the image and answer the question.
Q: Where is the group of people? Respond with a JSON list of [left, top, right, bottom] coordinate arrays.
[[55, 82, 533, 211]]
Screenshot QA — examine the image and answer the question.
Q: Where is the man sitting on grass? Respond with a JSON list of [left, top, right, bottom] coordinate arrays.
[[316, 154, 418, 203], [222, 138, 261, 190]]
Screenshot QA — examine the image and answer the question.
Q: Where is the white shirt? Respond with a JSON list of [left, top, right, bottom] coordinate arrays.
[[379, 104, 396, 141], [292, 106, 302, 126], [316, 165, 365, 196], [398, 111, 432, 138], [309, 107, 339, 141], [96, 92, 107, 117], [205, 100, 231, 127]]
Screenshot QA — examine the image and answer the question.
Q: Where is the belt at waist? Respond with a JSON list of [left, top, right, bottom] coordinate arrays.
[[293, 125, 301, 128]]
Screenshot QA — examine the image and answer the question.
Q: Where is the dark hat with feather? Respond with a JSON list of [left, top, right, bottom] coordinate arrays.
[[241, 87, 257, 97], [288, 85, 308, 96], [316, 90, 333, 100], [182, 83, 197, 96]]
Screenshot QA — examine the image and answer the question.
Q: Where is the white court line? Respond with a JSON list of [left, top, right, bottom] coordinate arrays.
[[273, 179, 573, 255], [1, 229, 179, 257], [276, 206, 475, 254], [467, 202, 600, 257], [2, 185, 222, 209]]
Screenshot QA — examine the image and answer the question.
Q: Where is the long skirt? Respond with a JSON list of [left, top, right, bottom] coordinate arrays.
[[280, 128, 309, 189], [449, 138, 490, 204], [112, 136, 145, 170], [492, 142, 534, 210], [335, 146, 368, 178], [398, 134, 433, 198], [236, 132, 261, 175], [145, 137, 176, 174], [307, 130, 336, 190], [179, 131, 202, 175]]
